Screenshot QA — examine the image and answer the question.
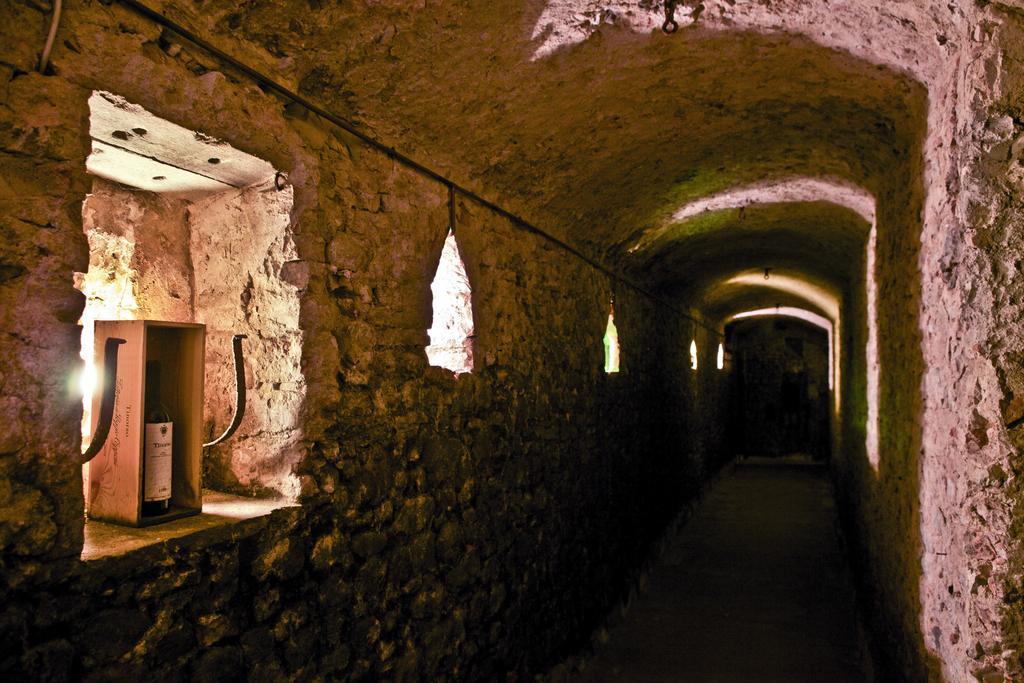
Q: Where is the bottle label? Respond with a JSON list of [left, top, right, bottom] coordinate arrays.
[[143, 422, 173, 502]]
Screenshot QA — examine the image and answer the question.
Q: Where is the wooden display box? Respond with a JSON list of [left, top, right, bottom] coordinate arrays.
[[86, 320, 206, 527]]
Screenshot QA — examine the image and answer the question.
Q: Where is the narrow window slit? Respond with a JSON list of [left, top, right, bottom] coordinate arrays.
[[604, 303, 620, 374], [426, 229, 474, 375]]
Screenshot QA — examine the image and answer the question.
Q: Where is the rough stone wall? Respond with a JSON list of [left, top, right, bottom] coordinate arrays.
[[822, 6, 1024, 679], [5, 507, 307, 682], [943, 10, 1024, 680], [79, 178, 193, 325], [913, 10, 1024, 682], [688, 321, 731, 480], [0, 66, 91, 563], [0, 1, 727, 679], [190, 183, 304, 500], [837, 139, 936, 678]]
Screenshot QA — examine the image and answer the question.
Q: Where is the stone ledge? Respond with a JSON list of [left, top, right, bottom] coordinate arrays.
[[82, 490, 296, 562]]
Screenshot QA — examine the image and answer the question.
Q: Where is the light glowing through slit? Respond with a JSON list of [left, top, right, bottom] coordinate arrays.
[[426, 230, 474, 375], [690, 340, 698, 371], [717, 343, 725, 370], [604, 306, 620, 374]]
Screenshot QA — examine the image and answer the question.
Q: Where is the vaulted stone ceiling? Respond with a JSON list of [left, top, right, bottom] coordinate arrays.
[[154, 0, 959, 305], [704, 284, 837, 325], [631, 201, 870, 297]]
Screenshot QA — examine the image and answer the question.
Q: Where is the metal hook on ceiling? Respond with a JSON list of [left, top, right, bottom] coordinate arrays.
[[663, 0, 679, 33], [663, 0, 705, 34], [448, 184, 457, 234]]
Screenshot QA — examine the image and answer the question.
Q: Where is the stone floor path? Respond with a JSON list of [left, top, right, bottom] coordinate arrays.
[[576, 459, 870, 682]]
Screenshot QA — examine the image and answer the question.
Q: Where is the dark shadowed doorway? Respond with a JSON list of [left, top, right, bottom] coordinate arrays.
[[726, 316, 831, 460]]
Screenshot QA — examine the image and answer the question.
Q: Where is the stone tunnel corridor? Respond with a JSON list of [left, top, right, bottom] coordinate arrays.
[[3, 1, 1024, 682]]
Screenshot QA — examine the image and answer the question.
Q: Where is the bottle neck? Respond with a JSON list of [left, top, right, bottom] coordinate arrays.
[[146, 406, 171, 423], [144, 360, 171, 423]]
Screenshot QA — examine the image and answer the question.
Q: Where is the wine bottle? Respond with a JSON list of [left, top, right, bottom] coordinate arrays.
[[142, 360, 173, 516]]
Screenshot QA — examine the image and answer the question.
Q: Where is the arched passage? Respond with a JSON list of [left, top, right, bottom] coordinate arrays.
[[726, 311, 836, 460], [5, 1, 1017, 681]]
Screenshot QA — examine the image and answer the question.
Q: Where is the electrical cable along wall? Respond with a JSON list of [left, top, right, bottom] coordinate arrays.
[[105, 0, 721, 340]]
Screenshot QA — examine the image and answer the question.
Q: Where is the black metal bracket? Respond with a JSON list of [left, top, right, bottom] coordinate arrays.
[[663, 0, 704, 33], [81, 337, 126, 464], [448, 184, 457, 234], [203, 334, 247, 448], [663, 0, 679, 33]]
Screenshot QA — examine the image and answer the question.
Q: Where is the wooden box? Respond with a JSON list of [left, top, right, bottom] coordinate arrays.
[[86, 320, 206, 527]]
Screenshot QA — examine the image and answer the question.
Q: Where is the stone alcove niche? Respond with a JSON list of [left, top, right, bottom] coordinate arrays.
[[76, 91, 305, 511]]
